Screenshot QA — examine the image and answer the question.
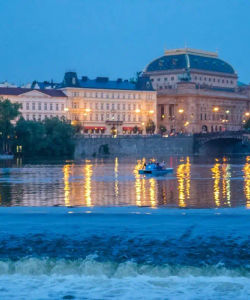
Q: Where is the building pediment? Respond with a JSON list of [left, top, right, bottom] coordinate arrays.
[[19, 90, 51, 98]]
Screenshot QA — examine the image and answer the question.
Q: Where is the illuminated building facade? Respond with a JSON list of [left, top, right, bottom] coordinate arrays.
[[59, 72, 157, 135], [143, 48, 250, 133], [0, 87, 68, 121]]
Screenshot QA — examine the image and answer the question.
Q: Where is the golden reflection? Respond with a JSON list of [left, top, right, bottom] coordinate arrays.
[[133, 158, 146, 206], [114, 157, 119, 202], [211, 163, 220, 206], [211, 159, 231, 207], [176, 156, 191, 207], [149, 178, 157, 208], [84, 162, 93, 207], [222, 163, 231, 206], [243, 156, 250, 209], [63, 164, 71, 206]]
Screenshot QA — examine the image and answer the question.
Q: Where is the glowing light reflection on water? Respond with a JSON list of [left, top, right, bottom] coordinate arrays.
[[0, 156, 248, 208]]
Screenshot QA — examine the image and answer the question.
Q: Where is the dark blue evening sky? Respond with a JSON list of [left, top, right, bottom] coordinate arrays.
[[0, 0, 249, 85]]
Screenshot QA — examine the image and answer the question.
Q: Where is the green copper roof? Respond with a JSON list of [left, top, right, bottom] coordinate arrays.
[[146, 54, 235, 74]]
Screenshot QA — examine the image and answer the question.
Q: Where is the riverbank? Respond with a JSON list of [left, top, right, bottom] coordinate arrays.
[[74, 135, 194, 158]]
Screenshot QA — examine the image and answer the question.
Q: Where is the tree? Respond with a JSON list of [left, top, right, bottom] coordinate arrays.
[[43, 117, 75, 156], [14, 117, 76, 157], [133, 126, 139, 134], [146, 119, 156, 134], [159, 125, 167, 135], [15, 118, 46, 156], [0, 98, 21, 153]]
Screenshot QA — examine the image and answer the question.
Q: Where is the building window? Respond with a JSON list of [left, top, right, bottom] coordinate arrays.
[[133, 115, 136, 122], [61, 104, 64, 111], [101, 114, 104, 121], [33, 114, 36, 121], [95, 103, 98, 109], [117, 115, 120, 121], [133, 104, 136, 110], [128, 115, 131, 121], [44, 103, 47, 110], [38, 103, 41, 110], [38, 115, 41, 121], [112, 103, 115, 110], [200, 114, 202, 120], [106, 103, 109, 110], [90, 114, 92, 121], [123, 103, 126, 110], [123, 114, 125, 121], [157, 78, 161, 81], [169, 104, 174, 117], [56, 104, 59, 111], [128, 104, 131, 110], [171, 77, 174, 81], [26, 114, 29, 120], [164, 78, 168, 81], [50, 103, 53, 111], [117, 103, 120, 110], [106, 113, 109, 120], [32, 103, 35, 110], [95, 114, 98, 121], [26, 103, 29, 110]]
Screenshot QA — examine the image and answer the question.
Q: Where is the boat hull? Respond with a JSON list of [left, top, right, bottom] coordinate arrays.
[[139, 168, 173, 175]]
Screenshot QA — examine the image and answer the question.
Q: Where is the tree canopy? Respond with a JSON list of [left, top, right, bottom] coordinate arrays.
[[0, 98, 21, 153], [146, 119, 156, 134], [15, 117, 75, 157]]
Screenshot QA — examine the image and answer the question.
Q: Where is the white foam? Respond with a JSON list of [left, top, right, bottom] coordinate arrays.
[[0, 257, 249, 299]]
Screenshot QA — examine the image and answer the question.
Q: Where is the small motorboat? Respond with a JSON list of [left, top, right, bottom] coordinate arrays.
[[139, 163, 173, 175]]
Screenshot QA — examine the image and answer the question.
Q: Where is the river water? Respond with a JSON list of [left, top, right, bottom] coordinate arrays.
[[0, 156, 249, 299]]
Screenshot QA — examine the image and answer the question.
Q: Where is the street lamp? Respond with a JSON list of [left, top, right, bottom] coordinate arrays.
[[178, 109, 184, 113], [213, 107, 219, 112]]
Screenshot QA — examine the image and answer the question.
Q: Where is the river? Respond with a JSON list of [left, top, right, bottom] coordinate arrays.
[[0, 156, 249, 299]]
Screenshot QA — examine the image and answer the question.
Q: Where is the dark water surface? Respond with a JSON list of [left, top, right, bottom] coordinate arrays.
[[0, 155, 250, 208], [0, 156, 249, 299]]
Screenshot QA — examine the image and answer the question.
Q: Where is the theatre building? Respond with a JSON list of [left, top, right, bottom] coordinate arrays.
[[59, 72, 157, 135], [143, 48, 250, 133]]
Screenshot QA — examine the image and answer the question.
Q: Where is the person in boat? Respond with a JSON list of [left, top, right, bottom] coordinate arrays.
[[159, 161, 166, 169]]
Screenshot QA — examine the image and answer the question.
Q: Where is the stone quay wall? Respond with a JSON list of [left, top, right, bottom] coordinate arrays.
[[74, 135, 194, 158]]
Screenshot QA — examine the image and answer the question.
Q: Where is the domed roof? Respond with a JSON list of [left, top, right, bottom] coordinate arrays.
[[145, 49, 236, 75]]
